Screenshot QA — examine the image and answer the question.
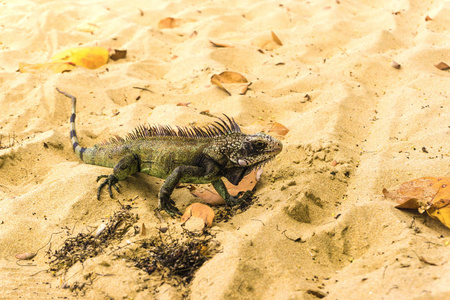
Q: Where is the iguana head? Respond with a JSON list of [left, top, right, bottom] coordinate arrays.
[[226, 132, 283, 168]]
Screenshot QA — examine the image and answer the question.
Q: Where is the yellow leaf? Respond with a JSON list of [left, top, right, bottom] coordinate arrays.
[[384, 177, 450, 229], [51, 47, 109, 69], [426, 181, 450, 228]]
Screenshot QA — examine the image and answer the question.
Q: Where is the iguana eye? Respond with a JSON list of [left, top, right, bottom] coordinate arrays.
[[254, 141, 266, 149]]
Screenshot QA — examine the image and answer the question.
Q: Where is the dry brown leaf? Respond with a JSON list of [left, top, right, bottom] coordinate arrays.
[[384, 177, 450, 229], [189, 169, 262, 205], [158, 17, 180, 29], [211, 71, 250, 95], [267, 122, 289, 136], [109, 49, 127, 61], [189, 186, 224, 205], [209, 39, 234, 48], [435, 62, 450, 70], [181, 203, 215, 227], [425, 15, 433, 21], [271, 31, 283, 46]]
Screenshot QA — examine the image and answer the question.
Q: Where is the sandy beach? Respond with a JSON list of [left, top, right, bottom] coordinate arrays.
[[1, 0, 449, 299]]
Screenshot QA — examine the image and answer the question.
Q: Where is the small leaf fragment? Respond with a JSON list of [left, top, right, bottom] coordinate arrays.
[[209, 39, 234, 48], [109, 49, 127, 61], [181, 203, 215, 227], [158, 17, 180, 29], [15, 253, 36, 260], [435, 62, 450, 70], [211, 71, 250, 95], [391, 60, 401, 69], [271, 31, 283, 46]]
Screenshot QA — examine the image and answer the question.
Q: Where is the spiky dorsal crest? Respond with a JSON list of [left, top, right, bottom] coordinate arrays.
[[101, 115, 241, 145]]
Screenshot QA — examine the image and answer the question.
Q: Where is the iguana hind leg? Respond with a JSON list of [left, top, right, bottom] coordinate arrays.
[[97, 153, 140, 199]]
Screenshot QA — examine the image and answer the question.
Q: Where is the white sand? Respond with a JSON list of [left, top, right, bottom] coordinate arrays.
[[1, 0, 449, 299]]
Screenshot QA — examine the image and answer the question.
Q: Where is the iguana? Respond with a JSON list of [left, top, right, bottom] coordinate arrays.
[[56, 88, 283, 216]]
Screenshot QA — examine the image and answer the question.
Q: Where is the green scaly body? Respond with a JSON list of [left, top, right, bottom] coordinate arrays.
[[57, 88, 283, 216]]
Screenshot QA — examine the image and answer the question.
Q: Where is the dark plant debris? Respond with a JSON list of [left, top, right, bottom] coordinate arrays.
[[213, 192, 256, 223], [117, 229, 220, 286], [0, 133, 17, 150], [47, 207, 139, 273]]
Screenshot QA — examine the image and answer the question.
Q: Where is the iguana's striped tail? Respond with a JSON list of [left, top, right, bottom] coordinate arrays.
[[56, 88, 87, 160]]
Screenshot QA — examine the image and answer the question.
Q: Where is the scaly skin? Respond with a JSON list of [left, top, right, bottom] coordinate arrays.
[[56, 88, 283, 216]]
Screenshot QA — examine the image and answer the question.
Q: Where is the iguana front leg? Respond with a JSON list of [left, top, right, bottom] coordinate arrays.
[[97, 153, 140, 199], [211, 179, 252, 207], [159, 165, 209, 216]]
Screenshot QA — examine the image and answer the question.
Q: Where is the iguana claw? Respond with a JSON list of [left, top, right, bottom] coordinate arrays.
[[97, 174, 120, 199], [158, 198, 182, 217]]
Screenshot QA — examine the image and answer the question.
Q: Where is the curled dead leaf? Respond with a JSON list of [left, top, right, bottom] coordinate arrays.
[[384, 177, 450, 229], [435, 62, 450, 71], [158, 17, 180, 29], [181, 203, 215, 227], [211, 71, 251, 95]]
